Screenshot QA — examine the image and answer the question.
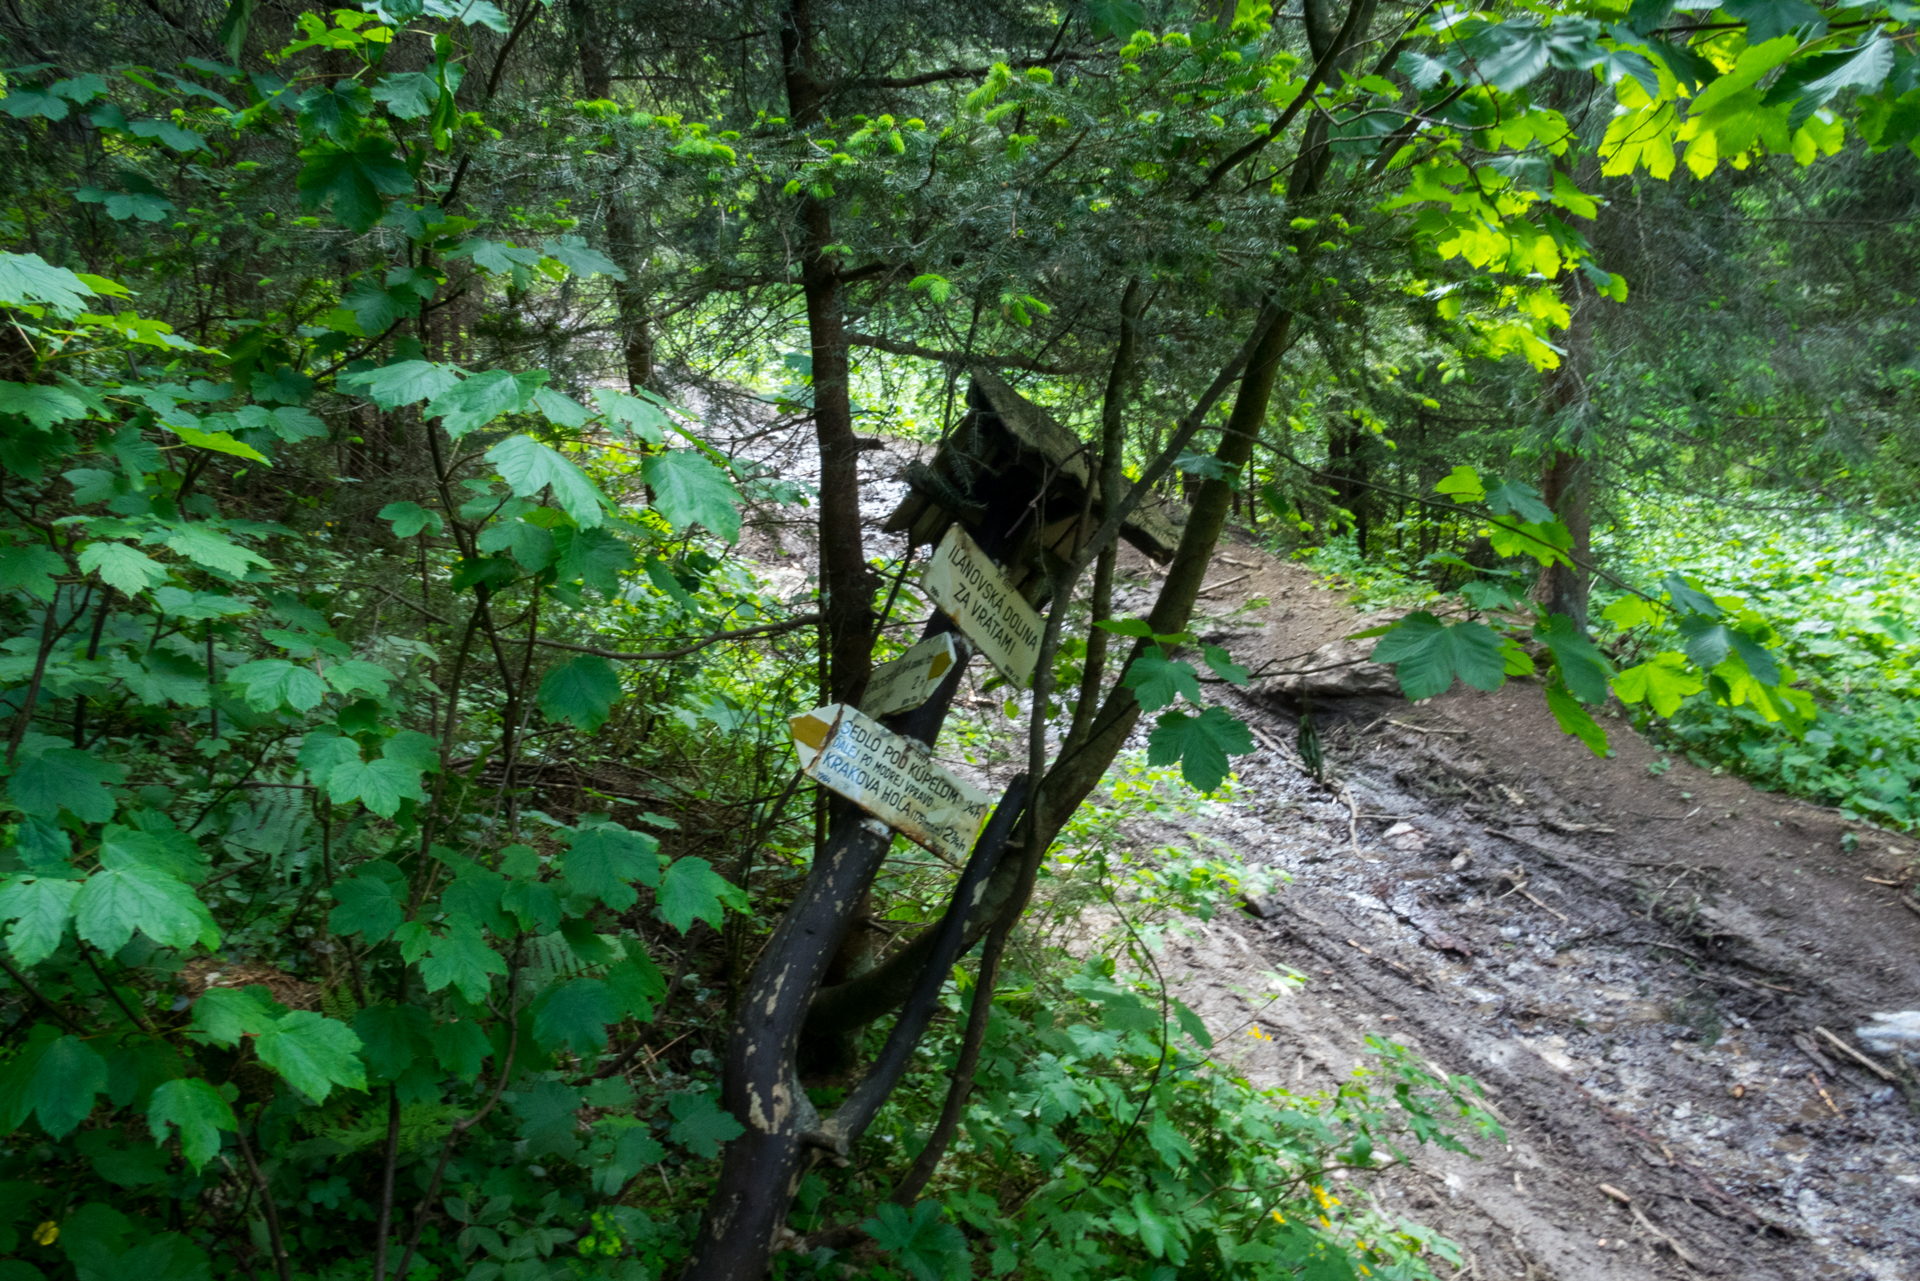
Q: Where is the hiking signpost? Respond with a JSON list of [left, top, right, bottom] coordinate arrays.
[[789, 703, 996, 861]]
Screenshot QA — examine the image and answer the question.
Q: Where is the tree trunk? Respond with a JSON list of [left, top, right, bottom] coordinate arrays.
[[1534, 163, 1598, 628], [568, 0, 656, 392]]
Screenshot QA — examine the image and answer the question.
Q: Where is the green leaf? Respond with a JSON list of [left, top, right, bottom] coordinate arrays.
[[371, 70, 439, 119], [324, 756, 426, 818], [382, 729, 442, 774], [1676, 614, 1734, 671], [640, 449, 741, 541], [427, 369, 527, 438], [1146, 706, 1254, 794], [0, 381, 87, 428], [127, 117, 208, 152], [419, 922, 506, 1003], [163, 524, 272, 576], [532, 386, 590, 428], [862, 1200, 969, 1281], [0, 875, 79, 966], [605, 950, 665, 1021], [1763, 34, 1893, 127], [538, 655, 620, 731], [342, 359, 461, 409], [146, 1078, 236, 1171], [512, 1079, 585, 1159], [1721, 0, 1825, 45], [0, 251, 96, 314], [454, 238, 543, 275], [431, 1018, 490, 1081], [594, 388, 669, 444], [487, 434, 608, 528], [1535, 613, 1610, 703], [100, 821, 206, 882], [450, 554, 518, 594], [531, 978, 620, 1056], [552, 526, 636, 596], [1546, 684, 1609, 756], [562, 825, 661, 911], [323, 658, 395, 698], [1728, 628, 1783, 687], [1488, 518, 1573, 567], [656, 857, 735, 934], [5, 748, 125, 821], [1201, 645, 1249, 686], [1612, 652, 1702, 717], [74, 864, 213, 953], [24, 1036, 108, 1138], [352, 1003, 432, 1080], [78, 543, 168, 596], [1093, 617, 1154, 639], [1369, 612, 1507, 700], [255, 1011, 367, 1102], [378, 501, 443, 538], [542, 235, 625, 279], [296, 136, 413, 233], [190, 986, 279, 1047], [1171, 998, 1213, 1049], [1435, 465, 1483, 502], [476, 517, 555, 570], [0, 543, 64, 601], [1484, 479, 1554, 524], [1121, 647, 1202, 712], [667, 1090, 743, 1159], [328, 874, 407, 941], [227, 659, 328, 713]]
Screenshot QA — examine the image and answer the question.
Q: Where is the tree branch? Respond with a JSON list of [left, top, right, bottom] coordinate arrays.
[[846, 331, 1071, 374]]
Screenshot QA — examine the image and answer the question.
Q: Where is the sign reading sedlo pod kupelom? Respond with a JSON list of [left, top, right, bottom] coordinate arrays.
[[860, 631, 964, 719], [921, 525, 1042, 687], [790, 703, 994, 862]]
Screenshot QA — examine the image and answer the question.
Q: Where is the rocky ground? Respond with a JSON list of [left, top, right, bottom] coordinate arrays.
[[1098, 537, 1920, 1281]]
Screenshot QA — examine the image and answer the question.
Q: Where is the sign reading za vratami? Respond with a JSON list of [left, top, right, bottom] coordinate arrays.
[[921, 525, 1042, 687], [790, 703, 994, 862]]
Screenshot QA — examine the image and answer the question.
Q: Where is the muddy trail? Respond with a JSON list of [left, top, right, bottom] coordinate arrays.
[[1099, 538, 1920, 1281]]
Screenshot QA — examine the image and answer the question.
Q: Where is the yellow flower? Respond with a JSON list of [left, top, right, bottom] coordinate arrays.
[[1318, 1215, 1331, 1229], [34, 1221, 58, 1246], [1271, 1210, 1286, 1224]]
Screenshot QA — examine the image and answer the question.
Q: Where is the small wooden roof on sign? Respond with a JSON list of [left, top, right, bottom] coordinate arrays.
[[883, 369, 1186, 578]]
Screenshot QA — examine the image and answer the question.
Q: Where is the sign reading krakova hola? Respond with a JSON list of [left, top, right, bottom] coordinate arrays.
[[921, 525, 1043, 687], [860, 631, 963, 719], [790, 703, 994, 862]]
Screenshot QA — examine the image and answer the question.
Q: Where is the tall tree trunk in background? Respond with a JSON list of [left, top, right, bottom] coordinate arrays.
[[783, 0, 875, 705], [568, 0, 655, 391], [1534, 153, 1598, 628]]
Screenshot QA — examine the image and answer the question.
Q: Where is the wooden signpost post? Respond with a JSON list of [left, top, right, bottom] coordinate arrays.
[[789, 703, 995, 862]]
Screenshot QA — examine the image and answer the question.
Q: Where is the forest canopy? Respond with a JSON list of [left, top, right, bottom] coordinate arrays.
[[1, 1, 1916, 1279]]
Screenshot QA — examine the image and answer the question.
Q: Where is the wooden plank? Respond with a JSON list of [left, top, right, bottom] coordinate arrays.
[[861, 632, 964, 718]]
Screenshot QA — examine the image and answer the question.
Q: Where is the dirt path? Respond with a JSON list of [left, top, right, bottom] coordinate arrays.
[[1106, 537, 1920, 1281]]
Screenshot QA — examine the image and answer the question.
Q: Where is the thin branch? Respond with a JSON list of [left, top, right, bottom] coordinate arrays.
[[845, 331, 1071, 374]]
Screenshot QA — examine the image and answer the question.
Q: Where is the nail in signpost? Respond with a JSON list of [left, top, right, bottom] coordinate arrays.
[[861, 632, 964, 719], [790, 703, 995, 862], [922, 525, 1042, 687]]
